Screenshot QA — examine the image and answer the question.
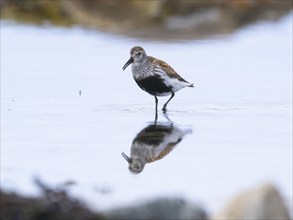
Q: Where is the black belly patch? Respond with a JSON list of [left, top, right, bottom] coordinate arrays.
[[136, 76, 171, 95]]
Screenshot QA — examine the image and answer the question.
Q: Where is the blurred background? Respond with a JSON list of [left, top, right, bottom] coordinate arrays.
[[1, 0, 292, 39], [1, 0, 292, 220]]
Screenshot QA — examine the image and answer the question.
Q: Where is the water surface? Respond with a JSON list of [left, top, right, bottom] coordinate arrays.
[[1, 14, 292, 214]]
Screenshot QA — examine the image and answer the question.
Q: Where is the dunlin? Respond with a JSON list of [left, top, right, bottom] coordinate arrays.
[[122, 46, 194, 112], [122, 121, 192, 174]]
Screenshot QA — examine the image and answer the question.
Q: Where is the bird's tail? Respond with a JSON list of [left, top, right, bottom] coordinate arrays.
[[188, 83, 194, 87]]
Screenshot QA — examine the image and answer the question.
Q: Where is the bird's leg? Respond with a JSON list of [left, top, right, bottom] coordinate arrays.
[[154, 96, 158, 123], [162, 92, 175, 113], [155, 96, 158, 122], [154, 96, 158, 112]]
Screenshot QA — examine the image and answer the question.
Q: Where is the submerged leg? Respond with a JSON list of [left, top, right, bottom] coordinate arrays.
[[162, 92, 175, 113], [163, 110, 173, 127], [154, 110, 158, 125]]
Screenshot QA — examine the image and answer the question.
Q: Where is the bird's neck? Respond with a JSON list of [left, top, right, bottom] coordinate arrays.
[[132, 58, 151, 80]]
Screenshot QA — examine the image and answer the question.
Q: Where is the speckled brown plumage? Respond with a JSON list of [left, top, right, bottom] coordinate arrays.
[[123, 46, 194, 112]]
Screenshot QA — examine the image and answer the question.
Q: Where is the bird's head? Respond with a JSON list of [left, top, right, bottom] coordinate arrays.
[[121, 152, 145, 174], [122, 46, 147, 70]]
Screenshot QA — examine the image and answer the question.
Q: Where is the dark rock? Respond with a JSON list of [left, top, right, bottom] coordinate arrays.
[[0, 178, 105, 220]]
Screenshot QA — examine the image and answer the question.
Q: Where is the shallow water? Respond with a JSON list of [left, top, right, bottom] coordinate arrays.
[[1, 13, 292, 215]]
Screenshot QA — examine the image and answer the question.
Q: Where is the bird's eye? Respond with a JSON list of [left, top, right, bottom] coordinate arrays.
[[137, 52, 141, 56]]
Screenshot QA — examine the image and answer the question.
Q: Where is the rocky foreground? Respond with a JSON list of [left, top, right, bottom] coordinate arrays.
[[1, 0, 292, 40], [1, 179, 291, 220]]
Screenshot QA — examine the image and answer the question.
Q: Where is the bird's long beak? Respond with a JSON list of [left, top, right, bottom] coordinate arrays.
[[122, 57, 133, 70], [122, 152, 132, 163]]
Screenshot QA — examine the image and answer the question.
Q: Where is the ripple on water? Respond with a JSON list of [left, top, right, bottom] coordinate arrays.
[[92, 103, 291, 117]]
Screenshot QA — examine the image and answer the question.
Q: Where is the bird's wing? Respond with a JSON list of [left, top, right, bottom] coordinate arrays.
[[150, 142, 178, 162], [150, 56, 189, 83]]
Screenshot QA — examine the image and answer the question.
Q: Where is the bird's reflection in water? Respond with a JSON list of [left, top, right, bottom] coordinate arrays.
[[122, 114, 192, 174]]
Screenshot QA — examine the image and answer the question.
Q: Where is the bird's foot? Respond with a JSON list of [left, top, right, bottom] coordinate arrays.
[[162, 106, 167, 113]]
